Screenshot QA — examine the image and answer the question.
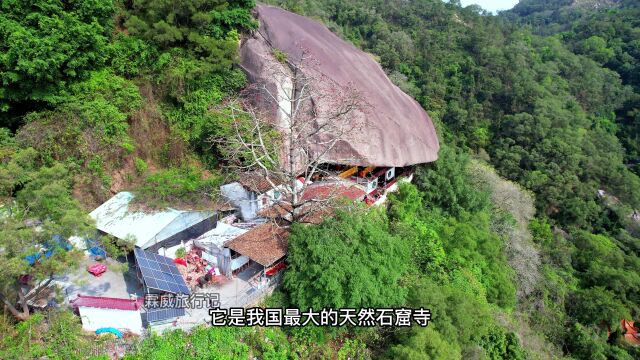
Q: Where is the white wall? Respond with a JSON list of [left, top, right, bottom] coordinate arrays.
[[78, 307, 143, 334], [257, 186, 286, 211]]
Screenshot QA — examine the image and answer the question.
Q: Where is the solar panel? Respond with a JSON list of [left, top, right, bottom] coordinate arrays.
[[134, 248, 191, 295], [159, 263, 173, 273], [146, 307, 185, 323]]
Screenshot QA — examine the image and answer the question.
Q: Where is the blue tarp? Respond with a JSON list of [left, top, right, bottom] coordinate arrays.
[[86, 238, 107, 258], [24, 253, 41, 265], [24, 235, 73, 265], [95, 327, 123, 338]]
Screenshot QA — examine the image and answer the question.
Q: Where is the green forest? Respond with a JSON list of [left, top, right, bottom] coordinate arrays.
[[1, 0, 640, 359]]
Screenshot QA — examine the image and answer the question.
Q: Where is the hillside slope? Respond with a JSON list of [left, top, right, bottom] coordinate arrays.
[[2, 1, 640, 359]]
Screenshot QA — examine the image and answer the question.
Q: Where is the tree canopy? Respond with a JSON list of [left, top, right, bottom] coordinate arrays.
[[2, 0, 640, 358], [284, 208, 410, 310], [0, 0, 114, 115]]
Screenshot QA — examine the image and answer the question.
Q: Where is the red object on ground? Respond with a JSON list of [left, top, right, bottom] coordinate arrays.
[[71, 295, 143, 311], [87, 263, 107, 277], [173, 257, 187, 266], [212, 275, 229, 284], [266, 262, 286, 276], [621, 319, 640, 345]]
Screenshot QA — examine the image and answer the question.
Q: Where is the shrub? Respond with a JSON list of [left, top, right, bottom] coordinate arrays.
[[284, 208, 410, 309], [134, 157, 148, 175], [136, 165, 222, 207], [175, 247, 186, 258]]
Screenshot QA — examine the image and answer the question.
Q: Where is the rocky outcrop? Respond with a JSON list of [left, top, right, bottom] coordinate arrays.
[[240, 5, 439, 167]]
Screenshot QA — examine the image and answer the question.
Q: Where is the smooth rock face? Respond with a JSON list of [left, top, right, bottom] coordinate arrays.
[[240, 4, 439, 167]]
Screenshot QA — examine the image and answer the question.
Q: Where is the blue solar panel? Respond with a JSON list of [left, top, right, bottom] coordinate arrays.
[[151, 269, 162, 279], [134, 248, 190, 295], [157, 280, 169, 290], [146, 307, 185, 323], [168, 283, 179, 294], [159, 263, 173, 273], [139, 264, 149, 275]]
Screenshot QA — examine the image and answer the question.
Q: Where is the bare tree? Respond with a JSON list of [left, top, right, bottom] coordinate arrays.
[[214, 48, 368, 221]]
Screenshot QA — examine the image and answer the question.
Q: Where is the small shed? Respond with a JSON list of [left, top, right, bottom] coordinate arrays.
[[225, 222, 289, 276], [221, 172, 287, 221], [90, 192, 217, 251], [71, 295, 143, 334], [192, 222, 248, 274]]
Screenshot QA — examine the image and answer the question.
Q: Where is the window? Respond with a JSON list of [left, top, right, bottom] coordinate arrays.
[[386, 167, 395, 180], [367, 178, 378, 193]]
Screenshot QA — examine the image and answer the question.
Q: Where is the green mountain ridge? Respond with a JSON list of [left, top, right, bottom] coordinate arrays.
[[1, 0, 640, 358]]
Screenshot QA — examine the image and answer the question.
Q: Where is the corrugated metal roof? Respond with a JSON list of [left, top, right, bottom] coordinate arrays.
[[89, 192, 215, 249], [193, 222, 247, 250], [71, 295, 143, 311]]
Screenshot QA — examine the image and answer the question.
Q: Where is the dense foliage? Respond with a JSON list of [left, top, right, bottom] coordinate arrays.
[[2, 0, 640, 358], [0, 136, 94, 320], [267, 0, 640, 358], [285, 208, 410, 309], [506, 0, 640, 171], [125, 0, 256, 70], [0, 310, 95, 359], [0, 0, 255, 325], [0, 0, 114, 119]]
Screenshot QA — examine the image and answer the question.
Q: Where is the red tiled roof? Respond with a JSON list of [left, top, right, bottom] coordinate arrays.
[[301, 183, 366, 202], [226, 223, 289, 267], [237, 172, 284, 193], [71, 295, 143, 311], [257, 202, 293, 219], [621, 319, 640, 345], [299, 206, 334, 225], [622, 319, 638, 334]]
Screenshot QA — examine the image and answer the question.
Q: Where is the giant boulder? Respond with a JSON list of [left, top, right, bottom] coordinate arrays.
[[240, 5, 439, 167]]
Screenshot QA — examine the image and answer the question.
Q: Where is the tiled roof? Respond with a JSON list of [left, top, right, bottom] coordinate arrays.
[[257, 202, 293, 219], [622, 319, 640, 345], [237, 172, 284, 193], [298, 206, 334, 225], [301, 183, 366, 202], [225, 223, 289, 267], [71, 295, 143, 311]]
